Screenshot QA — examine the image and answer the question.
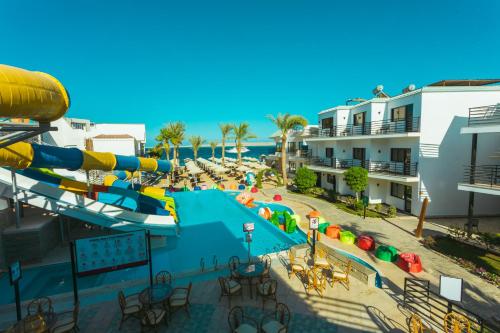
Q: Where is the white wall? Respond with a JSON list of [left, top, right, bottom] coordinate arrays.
[[42, 118, 86, 149], [92, 138, 137, 156], [417, 89, 500, 216]]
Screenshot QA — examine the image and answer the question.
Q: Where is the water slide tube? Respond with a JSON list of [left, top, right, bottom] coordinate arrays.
[[0, 142, 171, 173], [19, 168, 177, 220], [104, 174, 175, 206], [0, 64, 70, 122]]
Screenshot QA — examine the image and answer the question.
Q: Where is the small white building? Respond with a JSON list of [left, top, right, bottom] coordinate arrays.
[[42, 117, 146, 156], [301, 80, 500, 217]]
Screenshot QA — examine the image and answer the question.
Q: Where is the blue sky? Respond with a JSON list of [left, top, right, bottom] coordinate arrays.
[[1, 0, 499, 145]]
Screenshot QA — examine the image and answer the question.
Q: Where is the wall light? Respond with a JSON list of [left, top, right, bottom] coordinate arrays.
[[378, 150, 381, 153]]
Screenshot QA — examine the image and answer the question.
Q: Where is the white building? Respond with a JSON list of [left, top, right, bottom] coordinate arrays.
[[266, 125, 318, 175], [302, 80, 500, 217], [457, 104, 500, 230], [42, 117, 146, 156]]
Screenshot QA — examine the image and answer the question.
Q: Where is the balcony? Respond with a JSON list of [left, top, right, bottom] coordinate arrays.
[[458, 165, 500, 195], [461, 105, 500, 134], [307, 157, 418, 178], [309, 117, 420, 140]]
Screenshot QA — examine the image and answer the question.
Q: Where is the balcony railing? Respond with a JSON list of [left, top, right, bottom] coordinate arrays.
[[314, 117, 420, 138], [463, 165, 500, 188], [468, 104, 500, 127], [308, 157, 418, 177]]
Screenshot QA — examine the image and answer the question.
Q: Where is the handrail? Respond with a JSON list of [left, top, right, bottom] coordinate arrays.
[[200, 257, 205, 272], [468, 104, 500, 126], [463, 164, 500, 188], [314, 116, 420, 138], [307, 157, 418, 177]]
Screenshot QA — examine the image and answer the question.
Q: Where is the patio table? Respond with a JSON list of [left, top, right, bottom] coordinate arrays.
[[5, 312, 57, 333], [139, 283, 174, 308], [237, 262, 265, 299]]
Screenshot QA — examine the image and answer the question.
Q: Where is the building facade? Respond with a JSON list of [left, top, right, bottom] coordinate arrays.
[[302, 81, 500, 217], [42, 117, 146, 156]]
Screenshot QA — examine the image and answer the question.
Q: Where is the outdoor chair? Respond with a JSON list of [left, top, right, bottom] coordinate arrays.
[[444, 312, 471, 333], [260, 303, 291, 333], [313, 248, 330, 269], [228, 306, 258, 333], [260, 254, 272, 281], [27, 296, 54, 316], [155, 270, 172, 285], [118, 290, 143, 330], [228, 256, 241, 281], [168, 282, 192, 318], [256, 279, 278, 309], [288, 251, 306, 279], [50, 301, 79, 333], [408, 313, 425, 333], [332, 261, 352, 291], [140, 308, 167, 332], [306, 268, 327, 297], [218, 277, 242, 308]]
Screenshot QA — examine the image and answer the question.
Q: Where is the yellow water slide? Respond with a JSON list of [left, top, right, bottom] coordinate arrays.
[[0, 64, 70, 121]]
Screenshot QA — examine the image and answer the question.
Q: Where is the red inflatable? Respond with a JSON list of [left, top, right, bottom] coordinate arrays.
[[397, 253, 423, 273], [251, 187, 258, 193], [357, 235, 375, 251], [273, 194, 282, 201]]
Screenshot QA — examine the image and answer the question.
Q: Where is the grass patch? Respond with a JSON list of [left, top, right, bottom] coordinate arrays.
[[333, 202, 385, 218], [433, 237, 500, 275]]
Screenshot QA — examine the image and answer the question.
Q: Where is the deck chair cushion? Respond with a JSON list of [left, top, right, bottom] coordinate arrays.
[[262, 320, 285, 333], [235, 323, 258, 333]]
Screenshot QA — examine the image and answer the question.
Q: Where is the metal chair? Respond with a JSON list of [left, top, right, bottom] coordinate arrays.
[[260, 303, 291, 333], [140, 308, 167, 333], [155, 270, 172, 285], [228, 256, 241, 281], [228, 306, 258, 333], [50, 301, 79, 333], [444, 312, 471, 333], [27, 297, 53, 316], [117, 290, 143, 330], [218, 277, 242, 308], [256, 279, 278, 309], [169, 282, 192, 318], [260, 254, 272, 280]]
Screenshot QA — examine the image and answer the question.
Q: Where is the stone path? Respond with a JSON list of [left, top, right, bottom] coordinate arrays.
[[252, 187, 500, 321]]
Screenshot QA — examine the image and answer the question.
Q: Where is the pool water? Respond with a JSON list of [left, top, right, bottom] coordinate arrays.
[[0, 190, 305, 305]]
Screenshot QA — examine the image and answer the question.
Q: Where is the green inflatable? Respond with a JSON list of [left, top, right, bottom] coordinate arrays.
[[375, 245, 398, 262], [340, 231, 356, 244], [269, 210, 297, 234], [318, 222, 330, 234]]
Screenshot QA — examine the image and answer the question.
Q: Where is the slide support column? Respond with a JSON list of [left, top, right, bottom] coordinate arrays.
[[11, 169, 21, 229]]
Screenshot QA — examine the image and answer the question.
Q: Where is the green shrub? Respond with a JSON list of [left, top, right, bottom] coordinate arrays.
[[327, 190, 337, 202], [387, 205, 397, 218], [354, 200, 364, 211], [343, 167, 368, 201], [293, 167, 317, 193], [422, 235, 436, 248], [374, 203, 382, 212], [305, 186, 326, 197]]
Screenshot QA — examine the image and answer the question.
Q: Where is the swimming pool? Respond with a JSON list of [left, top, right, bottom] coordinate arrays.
[[0, 190, 305, 305]]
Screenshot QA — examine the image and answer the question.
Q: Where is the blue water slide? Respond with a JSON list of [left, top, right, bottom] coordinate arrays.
[[156, 160, 171, 173], [30, 144, 83, 170], [115, 155, 140, 172]]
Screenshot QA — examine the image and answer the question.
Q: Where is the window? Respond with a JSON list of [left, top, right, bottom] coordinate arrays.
[[321, 117, 333, 129], [71, 122, 85, 130], [391, 148, 410, 162], [288, 142, 296, 152], [327, 174, 335, 184], [391, 104, 413, 121], [325, 148, 334, 158], [353, 112, 366, 126], [353, 148, 365, 160], [289, 162, 296, 171], [390, 182, 405, 199], [276, 142, 282, 152]]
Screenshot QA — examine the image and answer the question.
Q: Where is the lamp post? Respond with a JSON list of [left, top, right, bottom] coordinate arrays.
[[308, 210, 320, 256], [243, 222, 254, 263]]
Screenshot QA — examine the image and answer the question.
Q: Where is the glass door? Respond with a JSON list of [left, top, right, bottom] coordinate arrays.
[[404, 185, 412, 213]]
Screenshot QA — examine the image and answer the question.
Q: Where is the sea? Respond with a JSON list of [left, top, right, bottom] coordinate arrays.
[[160, 145, 275, 165]]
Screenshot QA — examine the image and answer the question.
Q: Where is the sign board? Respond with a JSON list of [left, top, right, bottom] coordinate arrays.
[[243, 223, 255, 232], [246, 233, 253, 243], [309, 217, 319, 230], [9, 261, 21, 285], [74, 231, 148, 277], [439, 275, 463, 302], [362, 196, 369, 206]]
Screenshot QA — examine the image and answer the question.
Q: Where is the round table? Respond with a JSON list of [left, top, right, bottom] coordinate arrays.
[[6, 312, 57, 333], [139, 284, 174, 308], [237, 262, 265, 299]]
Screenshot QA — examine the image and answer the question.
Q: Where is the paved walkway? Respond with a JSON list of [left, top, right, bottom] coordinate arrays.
[[253, 188, 500, 321]]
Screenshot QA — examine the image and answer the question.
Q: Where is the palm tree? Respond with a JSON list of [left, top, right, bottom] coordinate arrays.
[[169, 122, 185, 167], [148, 143, 163, 159], [155, 127, 173, 160], [267, 113, 308, 186], [189, 135, 205, 161], [232, 123, 256, 166], [209, 141, 218, 161], [219, 123, 233, 166]]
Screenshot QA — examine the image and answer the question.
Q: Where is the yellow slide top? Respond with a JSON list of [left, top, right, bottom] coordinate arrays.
[[0, 64, 70, 122]]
